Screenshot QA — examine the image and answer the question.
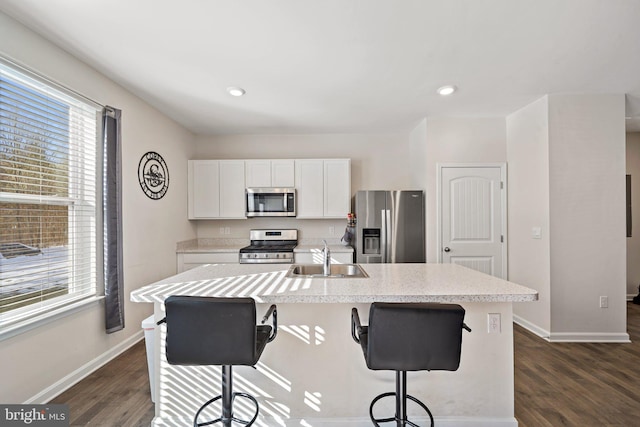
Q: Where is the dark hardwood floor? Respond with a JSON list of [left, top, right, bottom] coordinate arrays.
[[514, 302, 640, 426], [49, 341, 154, 426], [50, 304, 640, 426]]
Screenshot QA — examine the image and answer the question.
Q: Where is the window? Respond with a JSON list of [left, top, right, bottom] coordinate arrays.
[[0, 60, 101, 334]]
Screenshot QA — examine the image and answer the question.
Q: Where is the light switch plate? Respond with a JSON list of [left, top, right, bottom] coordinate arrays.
[[532, 227, 542, 239]]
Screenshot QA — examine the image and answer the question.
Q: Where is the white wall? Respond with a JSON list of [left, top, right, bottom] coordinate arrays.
[[627, 132, 640, 296], [424, 118, 507, 262], [193, 133, 413, 240], [507, 96, 552, 334], [193, 119, 508, 263], [548, 94, 627, 336], [0, 11, 197, 403], [409, 118, 427, 189], [507, 94, 628, 340]]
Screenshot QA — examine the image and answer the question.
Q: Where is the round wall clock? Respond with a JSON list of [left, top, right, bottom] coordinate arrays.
[[138, 151, 169, 200]]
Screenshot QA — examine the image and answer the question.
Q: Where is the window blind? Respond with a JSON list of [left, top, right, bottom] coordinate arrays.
[[0, 60, 101, 330]]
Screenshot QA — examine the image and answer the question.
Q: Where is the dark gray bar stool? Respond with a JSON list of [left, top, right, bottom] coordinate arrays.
[[351, 302, 471, 427], [159, 296, 277, 427]]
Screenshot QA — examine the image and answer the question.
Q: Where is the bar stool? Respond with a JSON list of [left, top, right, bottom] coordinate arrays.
[[159, 296, 277, 427], [351, 302, 471, 427]]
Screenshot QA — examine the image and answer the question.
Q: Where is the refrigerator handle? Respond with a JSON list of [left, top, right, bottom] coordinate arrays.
[[383, 209, 391, 263], [380, 209, 387, 262], [386, 209, 392, 263]]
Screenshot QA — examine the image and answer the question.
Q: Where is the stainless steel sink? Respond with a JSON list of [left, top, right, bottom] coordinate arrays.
[[285, 263, 369, 278]]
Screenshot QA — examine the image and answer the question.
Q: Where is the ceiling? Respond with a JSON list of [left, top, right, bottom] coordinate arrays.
[[1, 0, 640, 135]]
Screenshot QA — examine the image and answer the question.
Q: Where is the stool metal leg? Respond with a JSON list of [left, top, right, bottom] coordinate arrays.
[[222, 366, 233, 426], [396, 371, 407, 425]]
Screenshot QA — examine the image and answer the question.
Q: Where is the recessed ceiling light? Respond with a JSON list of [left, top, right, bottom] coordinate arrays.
[[437, 85, 457, 96], [227, 87, 246, 97]]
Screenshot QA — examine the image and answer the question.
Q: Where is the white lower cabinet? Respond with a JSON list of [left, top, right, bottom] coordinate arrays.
[[294, 251, 354, 264], [178, 250, 354, 273], [177, 252, 239, 273]]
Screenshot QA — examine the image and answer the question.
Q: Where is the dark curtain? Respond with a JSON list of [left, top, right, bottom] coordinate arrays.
[[628, 175, 633, 238], [103, 107, 124, 333]]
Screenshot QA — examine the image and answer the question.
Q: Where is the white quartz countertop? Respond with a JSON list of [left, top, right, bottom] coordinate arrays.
[[131, 263, 538, 304]]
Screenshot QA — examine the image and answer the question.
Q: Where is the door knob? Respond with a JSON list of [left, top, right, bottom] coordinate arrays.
[[443, 247, 451, 252]]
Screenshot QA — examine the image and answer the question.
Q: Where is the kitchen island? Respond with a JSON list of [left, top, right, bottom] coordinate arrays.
[[131, 263, 537, 427]]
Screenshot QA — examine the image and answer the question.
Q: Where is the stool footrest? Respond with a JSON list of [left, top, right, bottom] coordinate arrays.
[[194, 392, 259, 427], [369, 391, 434, 427]]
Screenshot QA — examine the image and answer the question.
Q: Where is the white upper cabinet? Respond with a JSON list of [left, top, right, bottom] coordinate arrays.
[[188, 160, 220, 219], [219, 160, 246, 218], [245, 159, 295, 188], [295, 159, 324, 218], [188, 160, 245, 219], [295, 159, 351, 219], [271, 160, 295, 187], [324, 159, 351, 217], [189, 158, 349, 220], [245, 160, 271, 187]]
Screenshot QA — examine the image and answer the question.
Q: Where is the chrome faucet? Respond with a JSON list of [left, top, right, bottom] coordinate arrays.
[[322, 240, 331, 276]]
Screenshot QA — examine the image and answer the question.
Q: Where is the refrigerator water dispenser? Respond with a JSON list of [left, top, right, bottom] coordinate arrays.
[[362, 228, 381, 254]]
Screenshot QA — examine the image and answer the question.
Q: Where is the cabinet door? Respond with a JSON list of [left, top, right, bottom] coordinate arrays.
[[271, 160, 295, 187], [295, 160, 324, 218], [294, 251, 353, 264], [219, 160, 246, 218], [324, 159, 351, 218], [245, 160, 271, 187], [188, 160, 220, 219], [331, 251, 354, 264], [177, 252, 239, 273]]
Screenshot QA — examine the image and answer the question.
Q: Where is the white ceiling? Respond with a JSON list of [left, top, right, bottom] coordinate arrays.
[[1, 0, 640, 134]]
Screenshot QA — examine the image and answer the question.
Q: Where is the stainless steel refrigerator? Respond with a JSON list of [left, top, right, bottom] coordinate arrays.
[[354, 190, 425, 263]]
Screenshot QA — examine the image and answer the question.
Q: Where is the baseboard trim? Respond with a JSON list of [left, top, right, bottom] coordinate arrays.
[[513, 316, 630, 343], [513, 315, 550, 340], [27, 330, 144, 404], [548, 332, 631, 343], [154, 416, 518, 427]]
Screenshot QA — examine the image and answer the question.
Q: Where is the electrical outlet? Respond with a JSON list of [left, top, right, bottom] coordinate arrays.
[[488, 313, 501, 333], [600, 296, 608, 308], [224, 227, 231, 235], [219, 227, 225, 235], [329, 226, 335, 235]]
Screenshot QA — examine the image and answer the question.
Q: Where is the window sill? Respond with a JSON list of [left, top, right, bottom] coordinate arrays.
[[0, 296, 105, 342]]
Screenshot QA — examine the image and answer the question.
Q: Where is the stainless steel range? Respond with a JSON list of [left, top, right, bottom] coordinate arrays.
[[239, 229, 298, 264]]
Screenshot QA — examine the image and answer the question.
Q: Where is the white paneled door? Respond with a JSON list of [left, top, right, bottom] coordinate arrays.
[[439, 164, 507, 278]]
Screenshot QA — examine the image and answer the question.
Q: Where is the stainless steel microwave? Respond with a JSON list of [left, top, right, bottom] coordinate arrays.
[[246, 188, 296, 217]]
